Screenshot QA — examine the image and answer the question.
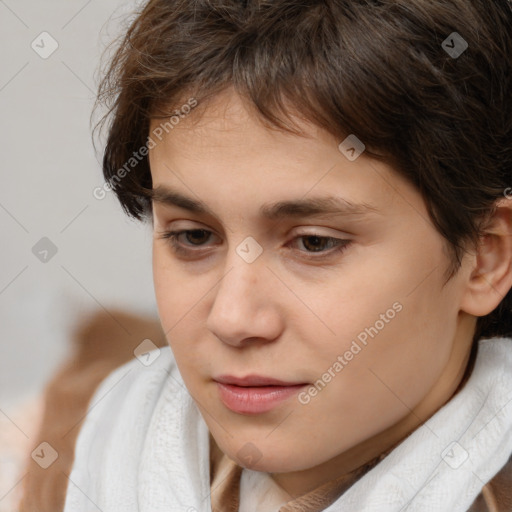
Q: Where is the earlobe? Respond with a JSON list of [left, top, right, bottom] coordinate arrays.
[[460, 199, 512, 317]]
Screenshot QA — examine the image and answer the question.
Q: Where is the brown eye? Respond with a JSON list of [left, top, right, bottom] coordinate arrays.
[[180, 229, 211, 246], [298, 235, 335, 252], [292, 235, 351, 257], [157, 229, 218, 258], [158, 229, 351, 261]]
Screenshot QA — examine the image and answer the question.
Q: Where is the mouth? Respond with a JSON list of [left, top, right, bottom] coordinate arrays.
[[214, 374, 309, 415]]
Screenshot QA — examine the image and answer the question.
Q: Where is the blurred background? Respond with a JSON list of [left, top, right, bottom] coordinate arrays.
[[0, 1, 158, 508]]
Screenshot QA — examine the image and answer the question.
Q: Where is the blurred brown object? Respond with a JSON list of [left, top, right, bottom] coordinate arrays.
[[17, 308, 167, 512]]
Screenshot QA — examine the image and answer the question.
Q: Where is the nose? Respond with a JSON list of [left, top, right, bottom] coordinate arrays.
[[205, 254, 283, 348]]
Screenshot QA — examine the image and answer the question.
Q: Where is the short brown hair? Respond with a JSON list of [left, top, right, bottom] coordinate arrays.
[[93, 0, 512, 341]]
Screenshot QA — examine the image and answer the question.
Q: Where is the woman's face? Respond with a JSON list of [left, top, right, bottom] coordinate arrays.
[[149, 88, 475, 495]]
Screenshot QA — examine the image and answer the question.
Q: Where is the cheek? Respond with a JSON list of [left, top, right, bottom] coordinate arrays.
[[152, 245, 214, 373], [153, 249, 176, 324], [152, 244, 198, 318], [294, 305, 450, 452], [305, 252, 457, 411]]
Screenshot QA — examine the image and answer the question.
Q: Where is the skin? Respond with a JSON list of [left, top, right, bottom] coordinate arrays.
[[148, 87, 512, 500]]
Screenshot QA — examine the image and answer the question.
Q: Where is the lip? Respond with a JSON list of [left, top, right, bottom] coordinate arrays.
[[214, 375, 308, 415], [214, 374, 306, 387]]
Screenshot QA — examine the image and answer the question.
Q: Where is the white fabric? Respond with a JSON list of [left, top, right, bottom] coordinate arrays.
[[64, 337, 512, 512], [239, 467, 291, 512]]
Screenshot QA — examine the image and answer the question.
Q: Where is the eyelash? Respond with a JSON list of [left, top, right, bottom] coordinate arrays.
[[157, 229, 351, 260]]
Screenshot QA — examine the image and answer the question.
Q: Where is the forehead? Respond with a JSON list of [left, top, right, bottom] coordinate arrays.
[[147, 90, 425, 227], [149, 88, 336, 156]]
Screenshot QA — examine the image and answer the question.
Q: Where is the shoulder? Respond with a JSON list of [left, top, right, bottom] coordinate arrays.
[[62, 346, 178, 509], [86, 345, 175, 410], [84, 344, 175, 426], [70, 345, 176, 467], [467, 337, 512, 512], [468, 451, 512, 512]]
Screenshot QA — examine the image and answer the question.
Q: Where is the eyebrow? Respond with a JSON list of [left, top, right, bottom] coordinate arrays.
[[149, 185, 380, 220]]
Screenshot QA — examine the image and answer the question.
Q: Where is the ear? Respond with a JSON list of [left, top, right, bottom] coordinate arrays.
[[460, 197, 512, 317]]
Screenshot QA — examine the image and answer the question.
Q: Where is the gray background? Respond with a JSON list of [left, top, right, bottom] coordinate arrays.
[[0, 0, 158, 409]]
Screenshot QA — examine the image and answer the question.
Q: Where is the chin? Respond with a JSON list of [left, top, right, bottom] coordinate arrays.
[[220, 438, 315, 473]]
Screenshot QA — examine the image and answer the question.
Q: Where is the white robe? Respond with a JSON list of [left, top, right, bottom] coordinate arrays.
[[64, 337, 512, 512]]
